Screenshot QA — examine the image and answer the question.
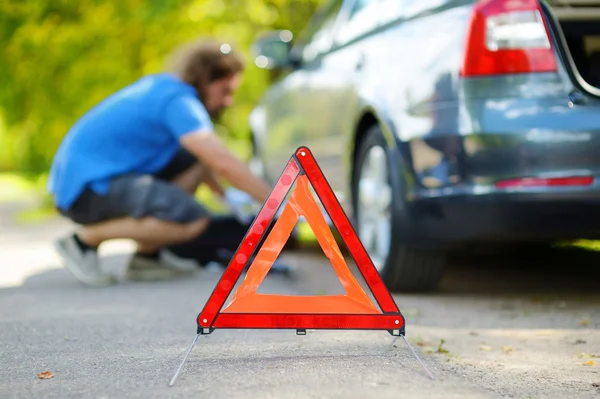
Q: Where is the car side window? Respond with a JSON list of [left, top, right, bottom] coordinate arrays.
[[290, 0, 345, 64]]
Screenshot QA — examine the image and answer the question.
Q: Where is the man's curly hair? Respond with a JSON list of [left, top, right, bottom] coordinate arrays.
[[166, 38, 245, 100]]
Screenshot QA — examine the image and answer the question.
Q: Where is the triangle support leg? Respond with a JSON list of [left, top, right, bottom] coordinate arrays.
[[169, 333, 200, 387], [394, 335, 435, 380]]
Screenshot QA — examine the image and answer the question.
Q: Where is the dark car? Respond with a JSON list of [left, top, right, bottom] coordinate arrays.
[[247, 0, 600, 292]]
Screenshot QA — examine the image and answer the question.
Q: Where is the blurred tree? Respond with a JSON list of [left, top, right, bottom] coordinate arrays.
[[0, 0, 324, 173]]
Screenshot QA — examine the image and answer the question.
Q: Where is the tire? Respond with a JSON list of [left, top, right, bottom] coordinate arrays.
[[352, 125, 446, 292]]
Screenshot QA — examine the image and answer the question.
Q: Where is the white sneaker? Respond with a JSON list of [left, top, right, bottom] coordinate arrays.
[[53, 235, 118, 287]]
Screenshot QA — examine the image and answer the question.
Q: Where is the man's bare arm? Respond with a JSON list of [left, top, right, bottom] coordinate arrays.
[[180, 130, 271, 203], [202, 169, 226, 198]]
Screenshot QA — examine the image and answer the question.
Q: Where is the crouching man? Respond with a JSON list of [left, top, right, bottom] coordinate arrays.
[[47, 39, 272, 286]]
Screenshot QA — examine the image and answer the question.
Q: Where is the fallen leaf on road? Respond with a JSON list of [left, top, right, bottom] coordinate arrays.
[[502, 346, 514, 353], [479, 345, 493, 351], [582, 360, 595, 366], [578, 353, 599, 359], [37, 371, 54, 379], [574, 339, 587, 345], [580, 319, 591, 327]]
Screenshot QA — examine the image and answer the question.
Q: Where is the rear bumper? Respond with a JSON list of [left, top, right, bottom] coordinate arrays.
[[408, 188, 600, 247], [400, 91, 600, 248]]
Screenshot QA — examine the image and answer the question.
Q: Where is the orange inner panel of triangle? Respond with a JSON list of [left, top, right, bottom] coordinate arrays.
[[221, 174, 381, 315]]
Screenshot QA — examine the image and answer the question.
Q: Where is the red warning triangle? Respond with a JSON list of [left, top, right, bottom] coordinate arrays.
[[197, 147, 404, 333]]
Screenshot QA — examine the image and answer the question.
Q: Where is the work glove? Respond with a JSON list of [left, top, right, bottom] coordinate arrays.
[[223, 188, 255, 224], [224, 187, 289, 221]]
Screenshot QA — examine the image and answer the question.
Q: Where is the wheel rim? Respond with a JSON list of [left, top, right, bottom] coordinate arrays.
[[357, 145, 392, 272]]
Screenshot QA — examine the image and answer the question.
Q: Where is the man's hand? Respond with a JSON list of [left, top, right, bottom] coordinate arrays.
[[223, 188, 255, 224], [180, 130, 272, 204]]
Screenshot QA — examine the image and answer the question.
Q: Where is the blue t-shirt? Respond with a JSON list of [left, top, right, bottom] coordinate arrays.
[[47, 73, 213, 211]]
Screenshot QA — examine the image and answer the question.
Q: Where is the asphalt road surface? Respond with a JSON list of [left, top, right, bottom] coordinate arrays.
[[1, 210, 599, 399]]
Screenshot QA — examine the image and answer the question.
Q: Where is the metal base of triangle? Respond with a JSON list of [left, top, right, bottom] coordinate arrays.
[[169, 331, 435, 387], [169, 333, 200, 387], [392, 334, 435, 380]]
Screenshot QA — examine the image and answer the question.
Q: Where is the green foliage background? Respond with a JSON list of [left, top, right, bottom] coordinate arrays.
[[0, 0, 324, 174]]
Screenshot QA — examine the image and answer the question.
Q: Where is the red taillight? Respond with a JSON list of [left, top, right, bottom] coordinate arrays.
[[460, 0, 557, 76], [495, 176, 594, 189]]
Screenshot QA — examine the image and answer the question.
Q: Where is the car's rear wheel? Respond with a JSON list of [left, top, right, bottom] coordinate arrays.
[[353, 125, 445, 292]]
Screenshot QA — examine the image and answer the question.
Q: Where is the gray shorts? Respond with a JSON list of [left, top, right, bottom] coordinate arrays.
[[59, 149, 210, 225]]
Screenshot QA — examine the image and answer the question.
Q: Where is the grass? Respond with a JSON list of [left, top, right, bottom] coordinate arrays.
[[296, 222, 317, 243], [566, 239, 600, 251]]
